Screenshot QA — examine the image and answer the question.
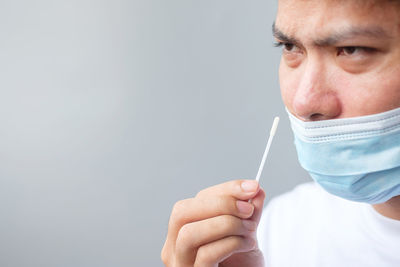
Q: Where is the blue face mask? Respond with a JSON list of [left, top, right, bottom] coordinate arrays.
[[287, 107, 400, 204]]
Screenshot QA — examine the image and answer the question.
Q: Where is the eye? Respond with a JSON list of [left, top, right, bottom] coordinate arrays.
[[337, 46, 376, 56], [274, 41, 303, 68], [336, 46, 381, 74], [274, 42, 299, 53], [285, 43, 295, 52]]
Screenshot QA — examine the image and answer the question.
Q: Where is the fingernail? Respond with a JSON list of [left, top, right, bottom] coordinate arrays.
[[241, 181, 258, 192], [236, 201, 254, 216], [242, 220, 257, 231]]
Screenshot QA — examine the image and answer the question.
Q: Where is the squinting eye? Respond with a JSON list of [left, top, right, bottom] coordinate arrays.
[[337, 46, 375, 56], [274, 42, 299, 53], [283, 43, 294, 51], [338, 47, 358, 56], [274, 41, 303, 67]]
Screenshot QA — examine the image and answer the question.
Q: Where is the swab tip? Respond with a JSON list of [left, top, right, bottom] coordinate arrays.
[[270, 117, 280, 136]]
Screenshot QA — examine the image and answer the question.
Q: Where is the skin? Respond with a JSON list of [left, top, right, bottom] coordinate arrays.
[[161, 180, 266, 267], [162, 0, 400, 266], [275, 0, 400, 221]]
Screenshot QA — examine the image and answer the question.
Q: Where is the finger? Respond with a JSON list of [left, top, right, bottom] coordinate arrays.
[[175, 215, 257, 265], [249, 188, 266, 224], [168, 197, 255, 234], [196, 180, 260, 200], [163, 196, 255, 257], [194, 236, 256, 267], [163, 179, 260, 265]]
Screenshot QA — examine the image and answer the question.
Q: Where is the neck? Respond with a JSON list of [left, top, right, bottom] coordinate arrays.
[[372, 195, 400, 220]]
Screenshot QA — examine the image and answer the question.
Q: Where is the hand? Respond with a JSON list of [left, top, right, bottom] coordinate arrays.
[[161, 180, 266, 267]]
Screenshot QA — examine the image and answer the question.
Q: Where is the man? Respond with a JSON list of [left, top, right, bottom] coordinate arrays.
[[161, 0, 400, 266]]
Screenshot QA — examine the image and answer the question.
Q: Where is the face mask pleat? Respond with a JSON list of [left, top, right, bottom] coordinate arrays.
[[287, 106, 400, 143], [287, 106, 400, 204]]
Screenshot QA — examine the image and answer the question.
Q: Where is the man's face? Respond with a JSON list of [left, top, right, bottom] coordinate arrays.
[[275, 0, 400, 121]]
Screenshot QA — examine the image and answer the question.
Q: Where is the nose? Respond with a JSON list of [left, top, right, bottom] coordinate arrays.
[[291, 60, 342, 121]]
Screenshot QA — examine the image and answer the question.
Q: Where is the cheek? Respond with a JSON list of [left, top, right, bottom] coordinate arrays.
[[336, 70, 400, 117], [372, 71, 400, 111]]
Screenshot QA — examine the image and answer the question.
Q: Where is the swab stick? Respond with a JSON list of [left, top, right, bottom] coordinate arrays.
[[255, 117, 280, 182]]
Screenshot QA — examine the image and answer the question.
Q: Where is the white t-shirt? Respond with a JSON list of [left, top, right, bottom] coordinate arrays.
[[257, 182, 400, 267]]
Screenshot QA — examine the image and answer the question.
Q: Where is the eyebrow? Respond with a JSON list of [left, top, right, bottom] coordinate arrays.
[[272, 22, 300, 45], [272, 22, 390, 47]]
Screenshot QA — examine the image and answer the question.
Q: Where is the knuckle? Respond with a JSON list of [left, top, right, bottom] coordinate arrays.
[[231, 236, 244, 249], [194, 246, 212, 267], [176, 223, 194, 249], [231, 236, 256, 252], [195, 187, 208, 198], [215, 214, 240, 232], [171, 199, 184, 217], [196, 179, 241, 199], [160, 246, 170, 265], [161, 240, 176, 266], [233, 179, 245, 187], [231, 179, 245, 192], [213, 195, 232, 214], [170, 199, 190, 225]]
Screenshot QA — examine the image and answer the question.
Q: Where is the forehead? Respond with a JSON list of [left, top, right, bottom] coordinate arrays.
[[275, 0, 400, 42]]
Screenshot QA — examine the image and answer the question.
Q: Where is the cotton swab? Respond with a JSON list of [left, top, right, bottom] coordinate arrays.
[[255, 117, 280, 182]]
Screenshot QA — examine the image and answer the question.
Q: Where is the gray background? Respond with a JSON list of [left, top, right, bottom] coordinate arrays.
[[0, 0, 310, 266]]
